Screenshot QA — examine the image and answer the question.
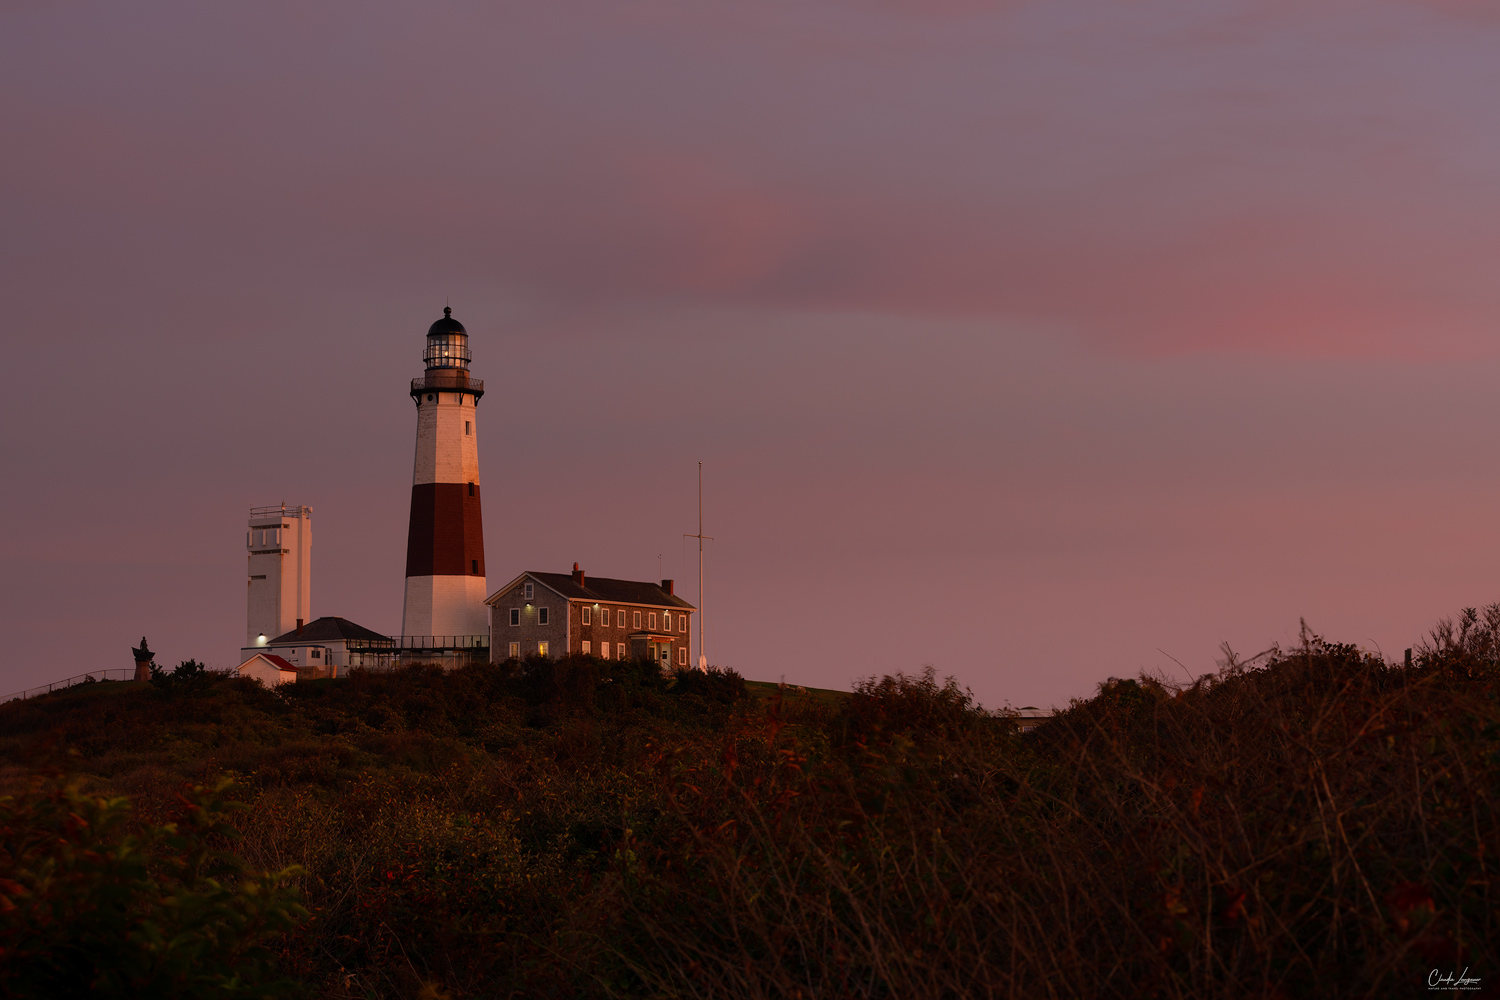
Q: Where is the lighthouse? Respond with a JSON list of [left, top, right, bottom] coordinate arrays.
[[401, 307, 488, 640]]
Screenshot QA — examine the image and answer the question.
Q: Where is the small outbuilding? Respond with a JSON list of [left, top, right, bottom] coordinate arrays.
[[241, 616, 397, 677], [236, 652, 299, 688]]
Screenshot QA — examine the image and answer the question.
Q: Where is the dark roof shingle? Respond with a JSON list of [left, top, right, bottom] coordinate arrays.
[[269, 616, 393, 645], [526, 572, 695, 609]]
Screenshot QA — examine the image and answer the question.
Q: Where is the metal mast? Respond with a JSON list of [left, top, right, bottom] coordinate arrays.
[[684, 461, 713, 670]]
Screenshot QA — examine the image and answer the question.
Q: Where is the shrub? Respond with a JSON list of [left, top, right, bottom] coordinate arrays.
[[0, 778, 306, 999]]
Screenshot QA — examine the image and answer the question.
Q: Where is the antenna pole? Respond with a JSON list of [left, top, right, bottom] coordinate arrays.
[[684, 461, 713, 670], [699, 462, 703, 666]]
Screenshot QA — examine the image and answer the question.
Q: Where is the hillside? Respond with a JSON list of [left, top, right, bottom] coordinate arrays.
[[1, 635, 1497, 998]]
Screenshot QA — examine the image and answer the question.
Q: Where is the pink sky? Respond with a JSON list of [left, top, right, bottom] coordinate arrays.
[[4, 0, 1500, 706]]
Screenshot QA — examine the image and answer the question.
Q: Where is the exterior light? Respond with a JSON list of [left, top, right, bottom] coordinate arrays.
[[256, 633, 267, 645]]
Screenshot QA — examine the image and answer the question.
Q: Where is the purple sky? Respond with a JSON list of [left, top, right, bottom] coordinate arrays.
[[5, 0, 1500, 707]]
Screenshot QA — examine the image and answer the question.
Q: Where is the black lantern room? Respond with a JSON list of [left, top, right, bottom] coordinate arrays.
[[424, 307, 471, 370]]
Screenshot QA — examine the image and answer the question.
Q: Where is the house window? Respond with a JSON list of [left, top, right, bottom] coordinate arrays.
[[633, 610, 641, 629], [617, 610, 626, 627], [509, 642, 519, 659], [582, 640, 591, 655], [582, 607, 591, 625], [679, 615, 687, 633], [617, 643, 626, 659], [539, 607, 550, 626], [538, 641, 549, 657], [525, 582, 534, 600], [600, 642, 610, 660], [648, 612, 657, 630], [599, 608, 609, 627], [465, 421, 471, 436], [311, 649, 321, 659], [471, 559, 479, 574], [678, 647, 687, 666], [510, 609, 519, 626]]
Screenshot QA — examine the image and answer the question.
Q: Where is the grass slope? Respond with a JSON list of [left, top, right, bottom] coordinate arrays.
[[1, 634, 1497, 999]]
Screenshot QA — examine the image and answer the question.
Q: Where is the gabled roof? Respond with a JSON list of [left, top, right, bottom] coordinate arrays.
[[237, 652, 298, 673], [267, 616, 393, 645], [485, 571, 695, 610]]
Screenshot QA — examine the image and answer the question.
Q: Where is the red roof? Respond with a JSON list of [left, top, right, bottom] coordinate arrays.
[[239, 652, 298, 673]]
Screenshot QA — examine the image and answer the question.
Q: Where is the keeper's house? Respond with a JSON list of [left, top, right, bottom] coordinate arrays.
[[485, 564, 695, 670]]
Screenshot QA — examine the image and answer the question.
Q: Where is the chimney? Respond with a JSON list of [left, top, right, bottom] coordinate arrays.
[[661, 579, 674, 595], [296, 619, 304, 634], [572, 562, 585, 588]]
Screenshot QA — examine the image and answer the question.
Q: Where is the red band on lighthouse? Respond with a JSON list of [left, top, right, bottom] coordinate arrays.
[[404, 482, 485, 577]]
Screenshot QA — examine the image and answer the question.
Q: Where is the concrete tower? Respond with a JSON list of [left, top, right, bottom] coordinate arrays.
[[247, 504, 311, 646], [401, 307, 487, 639]]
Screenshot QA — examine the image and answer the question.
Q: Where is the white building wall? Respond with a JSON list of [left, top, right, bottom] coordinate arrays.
[[411, 392, 480, 486], [402, 575, 490, 638], [246, 505, 311, 645]]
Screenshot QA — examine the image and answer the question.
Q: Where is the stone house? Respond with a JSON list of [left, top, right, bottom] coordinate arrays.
[[485, 564, 695, 670]]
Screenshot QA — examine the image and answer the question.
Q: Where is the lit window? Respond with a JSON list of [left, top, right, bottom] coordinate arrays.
[[539, 607, 549, 626], [617, 610, 626, 627], [582, 640, 591, 655], [538, 641, 549, 657], [678, 648, 687, 666], [617, 643, 626, 659], [633, 610, 641, 629], [649, 612, 657, 631], [525, 582, 534, 600], [510, 609, 519, 626], [600, 642, 610, 660], [508, 642, 519, 658], [582, 607, 591, 625]]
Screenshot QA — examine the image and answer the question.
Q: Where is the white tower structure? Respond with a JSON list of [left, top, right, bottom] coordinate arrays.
[[401, 307, 488, 639], [246, 504, 311, 646]]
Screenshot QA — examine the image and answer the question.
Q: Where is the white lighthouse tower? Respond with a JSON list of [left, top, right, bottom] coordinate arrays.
[[401, 307, 488, 640], [246, 504, 311, 646]]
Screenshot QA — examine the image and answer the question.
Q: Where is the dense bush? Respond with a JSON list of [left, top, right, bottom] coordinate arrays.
[[0, 779, 305, 999], [0, 641, 1494, 997]]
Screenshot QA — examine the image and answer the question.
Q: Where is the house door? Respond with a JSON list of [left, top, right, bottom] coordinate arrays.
[[659, 644, 671, 669]]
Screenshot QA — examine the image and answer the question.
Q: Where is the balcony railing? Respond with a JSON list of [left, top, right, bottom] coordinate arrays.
[[411, 375, 484, 399], [250, 504, 310, 519], [392, 635, 489, 650], [344, 636, 487, 650]]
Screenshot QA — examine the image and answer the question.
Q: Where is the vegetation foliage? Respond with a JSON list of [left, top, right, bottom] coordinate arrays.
[[0, 630, 1496, 998]]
